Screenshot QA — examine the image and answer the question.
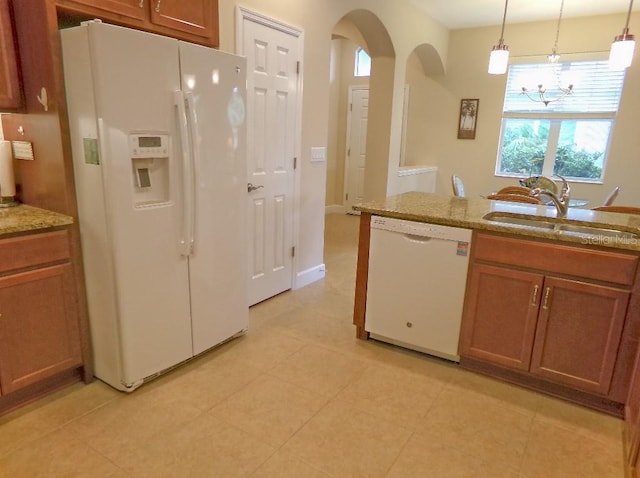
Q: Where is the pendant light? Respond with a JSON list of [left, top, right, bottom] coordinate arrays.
[[609, 0, 636, 69], [488, 0, 510, 74]]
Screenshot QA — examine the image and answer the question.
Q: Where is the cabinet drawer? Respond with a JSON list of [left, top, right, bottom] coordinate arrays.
[[473, 232, 638, 286], [0, 230, 70, 274]]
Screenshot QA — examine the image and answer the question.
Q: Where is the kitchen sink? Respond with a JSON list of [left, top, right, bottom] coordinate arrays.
[[554, 223, 639, 240], [483, 215, 556, 230], [483, 212, 639, 241]]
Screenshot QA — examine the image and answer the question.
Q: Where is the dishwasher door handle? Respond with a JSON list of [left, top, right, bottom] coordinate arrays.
[[402, 233, 435, 243]]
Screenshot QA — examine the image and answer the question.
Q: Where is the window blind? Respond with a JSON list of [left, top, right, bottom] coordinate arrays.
[[504, 60, 625, 114]]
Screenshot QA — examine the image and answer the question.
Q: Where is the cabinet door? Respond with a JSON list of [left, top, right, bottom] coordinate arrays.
[[0, 0, 22, 110], [0, 264, 82, 394], [531, 277, 629, 395], [149, 0, 215, 39], [626, 351, 640, 467], [62, 0, 146, 21], [460, 264, 543, 370]]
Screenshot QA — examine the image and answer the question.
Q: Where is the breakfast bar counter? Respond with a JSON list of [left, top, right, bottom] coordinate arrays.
[[353, 191, 640, 251]]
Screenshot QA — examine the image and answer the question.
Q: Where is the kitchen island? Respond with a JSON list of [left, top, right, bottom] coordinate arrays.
[[352, 191, 640, 420], [0, 205, 86, 416]]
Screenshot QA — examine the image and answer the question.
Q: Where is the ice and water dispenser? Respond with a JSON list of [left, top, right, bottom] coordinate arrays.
[[129, 133, 170, 208]]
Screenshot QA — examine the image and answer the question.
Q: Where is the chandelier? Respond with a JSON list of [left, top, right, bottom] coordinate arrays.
[[521, 0, 574, 106]]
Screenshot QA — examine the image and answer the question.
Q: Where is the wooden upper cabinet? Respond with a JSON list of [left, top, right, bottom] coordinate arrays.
[[56, 0, 219, 46], [0, 0, 23, 110], [67, 0, 146, 21], [149, 0, 215, 40]]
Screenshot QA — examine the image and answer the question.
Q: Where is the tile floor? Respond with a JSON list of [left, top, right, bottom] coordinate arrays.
[[0, 213, 628, 477]]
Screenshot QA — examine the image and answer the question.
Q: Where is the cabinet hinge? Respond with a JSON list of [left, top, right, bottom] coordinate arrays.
[[350, 103, 353, 111], [296, 61, 300, 75], [345, 193, 349, 201], [293, 157, 297, 170], [347, 148, 350, 156], [291, 246, 295, 257]]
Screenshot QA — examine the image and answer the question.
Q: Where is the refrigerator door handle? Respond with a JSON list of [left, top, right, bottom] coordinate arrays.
[[184, 91, 198, 253], [174, 90, 195, 257]]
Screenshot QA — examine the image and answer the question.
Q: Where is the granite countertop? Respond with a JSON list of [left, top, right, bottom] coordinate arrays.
[[0, 204, 74, 236], [354, 192, 640, 252]]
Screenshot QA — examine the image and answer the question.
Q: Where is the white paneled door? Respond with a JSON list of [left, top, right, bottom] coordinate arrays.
[[241, 12, 301, 306], [345, 86, 368, 214]]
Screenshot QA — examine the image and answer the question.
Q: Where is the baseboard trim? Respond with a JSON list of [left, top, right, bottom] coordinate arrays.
[[295, 263, 326, 289]]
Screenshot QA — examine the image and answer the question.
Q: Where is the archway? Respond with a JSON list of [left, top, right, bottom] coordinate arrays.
[[325, 9, 395, 213], [400, 43, 445, 167]]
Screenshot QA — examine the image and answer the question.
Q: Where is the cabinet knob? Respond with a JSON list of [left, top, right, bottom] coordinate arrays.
[[155, 0, 161, 12], [406, 322, 412, 328]]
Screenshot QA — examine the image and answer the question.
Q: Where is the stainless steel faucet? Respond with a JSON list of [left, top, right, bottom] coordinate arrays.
[[530, 175, 571, 217]]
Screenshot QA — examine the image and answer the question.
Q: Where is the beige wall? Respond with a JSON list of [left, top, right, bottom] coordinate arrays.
[[403, 51, 434, 167], [424, 13, 640, 206]]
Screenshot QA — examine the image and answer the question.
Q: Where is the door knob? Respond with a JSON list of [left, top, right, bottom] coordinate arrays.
[[247, 183, 264, 192]]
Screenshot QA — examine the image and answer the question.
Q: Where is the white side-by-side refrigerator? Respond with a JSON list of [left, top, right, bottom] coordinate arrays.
[[61, 21, 248, 391]]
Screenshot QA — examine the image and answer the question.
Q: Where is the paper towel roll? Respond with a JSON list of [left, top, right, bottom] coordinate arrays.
[[0, 141, 16, 198]]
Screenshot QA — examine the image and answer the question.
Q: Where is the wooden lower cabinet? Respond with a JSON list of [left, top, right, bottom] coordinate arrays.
[[530, 277, 628, 394], [460, 232, 637, 411], [0, 264, 82, 394], [0, 229, 84, 409], [460, 264, 542, 371], [626, 349, 640, 472]]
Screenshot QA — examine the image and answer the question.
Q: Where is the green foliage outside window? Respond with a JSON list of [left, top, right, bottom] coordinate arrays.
[[499, 120, 603, 180]]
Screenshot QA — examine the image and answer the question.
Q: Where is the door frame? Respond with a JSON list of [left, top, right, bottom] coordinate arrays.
[[343, 85, 369, 215], [236, 6, 304, 291]]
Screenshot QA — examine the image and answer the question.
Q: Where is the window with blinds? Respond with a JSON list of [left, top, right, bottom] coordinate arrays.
[[496, 60, 627, 182]]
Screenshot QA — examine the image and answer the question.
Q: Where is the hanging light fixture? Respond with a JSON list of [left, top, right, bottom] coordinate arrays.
[[609, 0, 636, 69], [521, 0, 574, 106], [488, 0, 509, 74]]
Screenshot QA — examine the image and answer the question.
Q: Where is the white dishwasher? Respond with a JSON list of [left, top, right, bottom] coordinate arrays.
[[365, 216, 472, 362]]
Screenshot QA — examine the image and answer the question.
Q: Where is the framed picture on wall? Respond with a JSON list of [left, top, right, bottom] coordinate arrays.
[[457, 98, 479, 140]]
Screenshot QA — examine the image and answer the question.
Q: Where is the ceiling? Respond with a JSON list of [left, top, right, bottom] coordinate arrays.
[[410, 0, 639, 30]]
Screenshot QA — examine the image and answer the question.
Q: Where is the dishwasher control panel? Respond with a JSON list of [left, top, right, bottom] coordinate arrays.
[[370, 216, 472, 242]]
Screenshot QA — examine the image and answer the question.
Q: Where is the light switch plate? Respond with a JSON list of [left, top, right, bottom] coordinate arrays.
[[310, 146, 326, 162]]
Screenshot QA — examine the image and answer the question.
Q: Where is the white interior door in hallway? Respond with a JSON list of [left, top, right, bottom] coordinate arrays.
[[344, 86, 368, 214], [239, 9, 302, 306]]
